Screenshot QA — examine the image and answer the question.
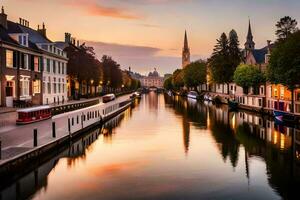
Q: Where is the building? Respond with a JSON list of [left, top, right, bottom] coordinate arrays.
[[0, 7, 43, 107], [140, 68, 164, 88], [55, 33, 82, 100], [1, 6, 68, 106], [182, 30, 190, 69]]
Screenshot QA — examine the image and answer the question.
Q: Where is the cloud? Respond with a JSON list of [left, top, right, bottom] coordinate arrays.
[[64, 0, 144, 20], [83, 40, 202, 75]]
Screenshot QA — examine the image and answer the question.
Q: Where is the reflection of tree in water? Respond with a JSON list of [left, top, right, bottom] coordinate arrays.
[[165, 95, 207, 155], [102, 113, 125, 143], [209, 107, 240, 168], [235, 122, 300, 200]]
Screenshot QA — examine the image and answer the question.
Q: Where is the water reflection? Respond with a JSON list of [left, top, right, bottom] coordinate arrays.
[[1, 94, 300, 199]]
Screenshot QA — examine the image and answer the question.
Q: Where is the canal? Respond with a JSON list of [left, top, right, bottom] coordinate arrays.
[[1, 92, 300, 200]]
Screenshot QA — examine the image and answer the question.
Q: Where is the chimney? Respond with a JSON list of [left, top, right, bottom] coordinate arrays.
[[77, 40, 80, 47], [65, 32, 71, 43], [0, 6, 8, 29], [37, 22, 47, 37]]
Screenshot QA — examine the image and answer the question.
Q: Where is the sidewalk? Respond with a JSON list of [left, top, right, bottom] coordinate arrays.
[[0, 94, 131, 164]]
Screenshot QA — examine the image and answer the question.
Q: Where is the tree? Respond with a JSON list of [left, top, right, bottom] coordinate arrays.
[[164, 77, 173, 90], [172, 69, 184, 90], [234, 64, 266, 94], [101, 55, 123, 91], [228, 29, 242, 67], [209, 33, 232, 93], [267, 31, 300, 113], [275, 16, 298, 40], [183, 61, 206, 90]]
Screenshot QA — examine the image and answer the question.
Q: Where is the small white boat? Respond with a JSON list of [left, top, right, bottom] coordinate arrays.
[[187, 91, 199, 100], [204, 94, 213, 101]]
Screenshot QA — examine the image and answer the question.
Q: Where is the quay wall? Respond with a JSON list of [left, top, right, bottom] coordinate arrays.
[[0, 98, 133, 178]]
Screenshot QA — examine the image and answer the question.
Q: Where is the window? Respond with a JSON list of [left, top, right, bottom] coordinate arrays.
[[23, 35, 27, 46], [61, 63, 64, 75], [47, 59, 50, 72], [34, 57, 39, 72], [53, 78, 57, 94], [6, 50, 14, 68], [274, 88, 278, 98], [33, 80, 41, 94], [24, 54, 28, 69], [20, 78, 29, 97], [53, 61, 56, 73], [280, 87, 284, 99], [58, 62, 61, 74], [6, 81, 13, 97], [58, 78, 61, 93]]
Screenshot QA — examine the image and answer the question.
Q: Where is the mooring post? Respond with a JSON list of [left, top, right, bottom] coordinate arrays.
[[52, 122, 56, 138], [33, 129, 38, 147], [68, 118, 71, 137]]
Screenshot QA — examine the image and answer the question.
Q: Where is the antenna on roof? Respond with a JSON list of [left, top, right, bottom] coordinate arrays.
[[1, 6, 4, 14]]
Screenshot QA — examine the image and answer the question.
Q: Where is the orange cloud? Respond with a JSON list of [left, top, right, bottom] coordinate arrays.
[[65, 0, 143, 20]]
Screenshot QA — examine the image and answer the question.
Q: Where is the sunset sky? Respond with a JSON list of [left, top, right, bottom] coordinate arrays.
[[3, 0, 300, 75]]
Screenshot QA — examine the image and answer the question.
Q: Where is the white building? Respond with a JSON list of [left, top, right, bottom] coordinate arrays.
[[18, 23, 68, 104]]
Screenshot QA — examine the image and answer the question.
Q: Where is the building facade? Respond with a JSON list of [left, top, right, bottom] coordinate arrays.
[[0, 8, 68, 107], [140, 69, 164, 88], [0, 8, 43, 107]]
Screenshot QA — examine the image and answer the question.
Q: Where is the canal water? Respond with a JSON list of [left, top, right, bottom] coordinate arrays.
[[1, 92, 300, 200]]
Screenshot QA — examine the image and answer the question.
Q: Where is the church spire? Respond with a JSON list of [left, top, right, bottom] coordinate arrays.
[[247, 20, 253, 41], [184, 30, 189, 50], [182, 30, 190, 68], [245, 19, 255, 50]]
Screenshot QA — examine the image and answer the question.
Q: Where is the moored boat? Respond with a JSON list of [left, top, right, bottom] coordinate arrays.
[[228, 99, 239, 110], [187, 91, 199, 100], [16, 105, 52, 125]]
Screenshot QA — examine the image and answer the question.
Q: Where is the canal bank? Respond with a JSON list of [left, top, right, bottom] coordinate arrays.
[[1, 93, 300, 200], [0, 95, 136, 178]]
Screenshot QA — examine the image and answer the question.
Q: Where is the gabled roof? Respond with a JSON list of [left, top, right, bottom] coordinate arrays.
[[0, 23, 40, 52], [7, 21, 52, 44], [247, 43, 275, 64], [252, 48, 268, 64], [0, 25, 19, 44]]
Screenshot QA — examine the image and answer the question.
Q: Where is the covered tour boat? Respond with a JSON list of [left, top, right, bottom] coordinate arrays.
[[16, 105, 52, 125]]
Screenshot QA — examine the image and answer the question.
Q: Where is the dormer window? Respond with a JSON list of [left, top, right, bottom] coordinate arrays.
[[18, 34, 28, 46]]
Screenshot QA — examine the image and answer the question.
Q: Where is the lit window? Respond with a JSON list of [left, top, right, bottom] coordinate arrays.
[[33, 80, 41, 94], [20, 77, 29, 97], [34, 57, 39, 72], [6, 50, 14, 68]]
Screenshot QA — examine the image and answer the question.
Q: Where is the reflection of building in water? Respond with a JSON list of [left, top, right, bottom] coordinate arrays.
[[182, 113, 190, 155], [102, 113, 125, 143], [234, 111, 292, 150], [147, 92, 159, 111], [0, 128, 101, 200]]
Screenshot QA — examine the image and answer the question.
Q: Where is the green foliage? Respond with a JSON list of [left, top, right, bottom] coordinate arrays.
[[275, 16, 298, 40], [234, 64, 266, 88], [164, 77, 173, 90], [183, 61, 207, 88], [101, 55, 123, 89], [268, 31, 300, 90], [209, 31, 241, 85], [172, 69, 184, 89]]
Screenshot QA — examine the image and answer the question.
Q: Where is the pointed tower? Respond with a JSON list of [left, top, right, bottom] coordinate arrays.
[[244, 20, 255, 51], [182, 30, 191, 68]]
